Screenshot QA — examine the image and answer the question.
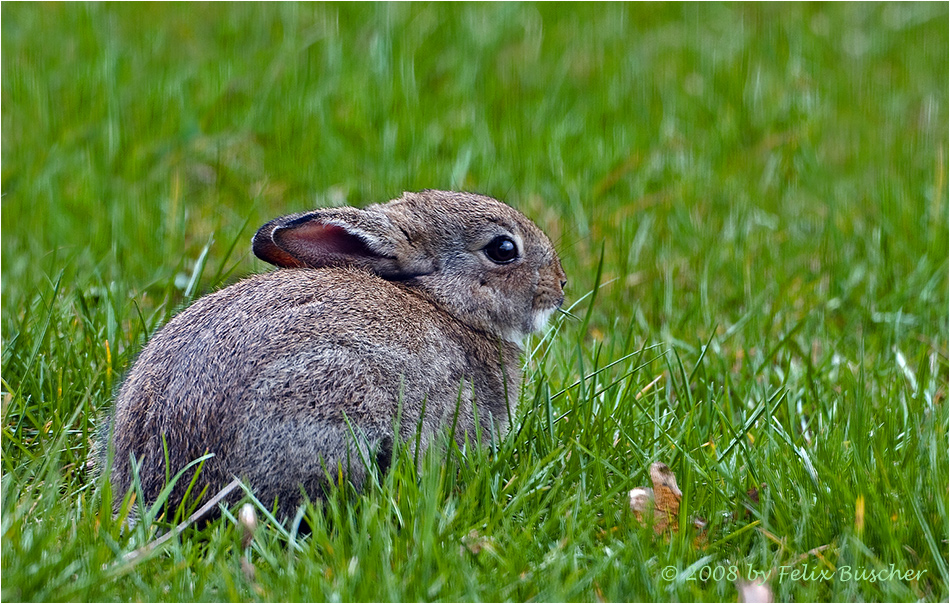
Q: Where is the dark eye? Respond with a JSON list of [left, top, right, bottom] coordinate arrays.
[[484, 236, 519, 264]]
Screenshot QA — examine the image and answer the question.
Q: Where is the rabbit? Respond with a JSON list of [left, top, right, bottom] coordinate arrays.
[[102, 189, 566, 520]]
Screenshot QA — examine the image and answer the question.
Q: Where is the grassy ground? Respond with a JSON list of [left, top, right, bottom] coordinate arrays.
[[2, 3, 947, 601]]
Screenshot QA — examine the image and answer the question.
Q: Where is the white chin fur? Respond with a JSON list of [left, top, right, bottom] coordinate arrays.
[[532, 306, 557, 333], [503, 307, 558, 347], [503, 331, 526, 347]]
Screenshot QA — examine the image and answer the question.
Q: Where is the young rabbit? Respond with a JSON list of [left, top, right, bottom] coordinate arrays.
[[104, 189, 565, 519]]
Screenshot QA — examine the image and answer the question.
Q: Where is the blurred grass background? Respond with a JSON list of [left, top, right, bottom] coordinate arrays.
[[2, 3, 948, 601]]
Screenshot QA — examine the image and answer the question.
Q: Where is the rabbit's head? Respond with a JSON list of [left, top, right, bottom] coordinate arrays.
[[252, 190, 566, 345]]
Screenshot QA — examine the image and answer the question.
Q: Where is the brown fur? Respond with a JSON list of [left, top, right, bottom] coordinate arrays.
[[104, 190, 565, 519]]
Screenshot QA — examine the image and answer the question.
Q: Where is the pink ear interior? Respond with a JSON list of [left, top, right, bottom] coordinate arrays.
[[252, 224, 306, 268], [275, 222, 377, 268]]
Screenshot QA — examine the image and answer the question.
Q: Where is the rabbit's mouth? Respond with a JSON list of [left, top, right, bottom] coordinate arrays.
[[525, 268, 565, 340]]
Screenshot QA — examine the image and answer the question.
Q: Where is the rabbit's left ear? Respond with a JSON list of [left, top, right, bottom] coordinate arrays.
[[253, 208, 424, 278], [252, 214, 308, 268]]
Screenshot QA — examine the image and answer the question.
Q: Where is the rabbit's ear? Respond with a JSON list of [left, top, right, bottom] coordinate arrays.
[[252, 216, 309, 268], [253, 209, 410, 278]]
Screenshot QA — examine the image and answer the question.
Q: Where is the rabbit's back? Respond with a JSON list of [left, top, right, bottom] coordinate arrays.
[[109, 267, 520, 514]]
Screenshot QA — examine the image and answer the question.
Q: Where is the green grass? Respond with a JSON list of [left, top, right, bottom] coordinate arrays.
[[2, 2, 947, 601]]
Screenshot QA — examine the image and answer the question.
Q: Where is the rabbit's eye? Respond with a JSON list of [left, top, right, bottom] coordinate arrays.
[[484, 236, 519, 264]]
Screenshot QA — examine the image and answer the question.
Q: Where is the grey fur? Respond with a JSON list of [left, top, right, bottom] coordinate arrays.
[[104, 190, 565, 518]]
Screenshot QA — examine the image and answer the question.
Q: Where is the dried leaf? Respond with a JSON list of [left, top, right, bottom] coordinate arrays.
[[741, 483, 766, 519], [649, 462, 682, 534], [461, 529, 497, 556], [629, 487, 655, 524], [747, 485, 761, 504], [629, 462, 683, 534], [691, 515, 710, 549]]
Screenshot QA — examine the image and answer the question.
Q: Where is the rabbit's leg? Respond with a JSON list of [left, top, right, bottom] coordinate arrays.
[[231, 349, 398, 510]]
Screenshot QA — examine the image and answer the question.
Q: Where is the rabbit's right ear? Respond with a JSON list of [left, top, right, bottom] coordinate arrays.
[[253, 208, 426, 279]]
